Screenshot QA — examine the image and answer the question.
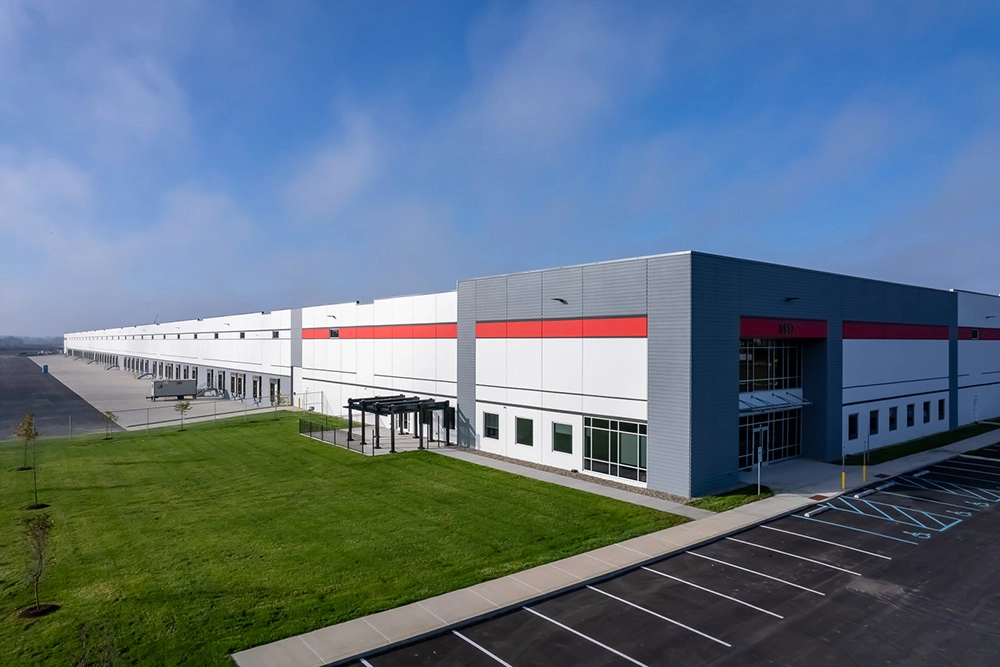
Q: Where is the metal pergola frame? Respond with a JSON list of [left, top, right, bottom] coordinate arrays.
[[346, 395, 452, 453]]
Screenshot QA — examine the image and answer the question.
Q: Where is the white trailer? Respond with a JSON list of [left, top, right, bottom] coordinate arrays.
[[151, 379, 197, 400]]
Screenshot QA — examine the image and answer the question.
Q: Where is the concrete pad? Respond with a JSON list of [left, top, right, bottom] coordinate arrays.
[[232, 638, 322, 667], [548, 553, 615, 581], [416, 588, 498, 626], [583, 544, 650, 569], [510, 562, 584, 592], [362, 603, 444, 644], [466, 574, 544, 607], [299, 618, 388, 664]]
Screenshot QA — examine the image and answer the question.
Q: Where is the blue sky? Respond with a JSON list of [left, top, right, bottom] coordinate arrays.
[[2, 1, 999, 335]]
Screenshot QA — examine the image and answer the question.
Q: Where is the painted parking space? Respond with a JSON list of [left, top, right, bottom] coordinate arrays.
[[351, 454, 1000, 667]]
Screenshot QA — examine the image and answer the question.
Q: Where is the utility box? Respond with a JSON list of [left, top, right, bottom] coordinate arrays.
[[151, 379, 197, 400], [42, 364, 48, 374]]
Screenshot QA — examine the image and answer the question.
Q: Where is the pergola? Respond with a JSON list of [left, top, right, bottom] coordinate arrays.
[[346, 395, 452, 453]]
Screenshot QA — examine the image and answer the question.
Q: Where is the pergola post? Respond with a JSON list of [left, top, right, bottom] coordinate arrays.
[[390, 408, 396, 454], [419, 416, 424, 449], [360, 408, 367, 445], [347, 405, 354, 441]]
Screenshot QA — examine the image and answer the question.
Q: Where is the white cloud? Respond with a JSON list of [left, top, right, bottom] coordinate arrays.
[[283, 112, 380, 220], [0, 151, 92, 236]]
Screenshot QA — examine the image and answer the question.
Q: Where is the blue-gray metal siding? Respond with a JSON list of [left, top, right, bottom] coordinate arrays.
[[646, 254, 694, 496], [457, 281, 478, 447]]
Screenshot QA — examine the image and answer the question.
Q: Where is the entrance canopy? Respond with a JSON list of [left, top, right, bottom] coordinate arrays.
[[345, 394, 452, 453], [739, 391, 812, 415]]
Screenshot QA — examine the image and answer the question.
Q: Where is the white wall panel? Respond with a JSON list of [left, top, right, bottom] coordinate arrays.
[[476, 340, 507, 387], [843, 340, 949, 388], [582, 338, 647, 400], [541, 339, 583, 395], [506, 339, 542, 390]]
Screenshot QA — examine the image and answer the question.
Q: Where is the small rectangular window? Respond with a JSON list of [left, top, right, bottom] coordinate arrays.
[[194, 333, 198, 339], [272, 331, 279, 339], [552, 423, 573, 454], [869, 410, 879, 436], [330, 329, 339, 338], [848, 413, 859, 440], [516, 417, 533, 446], [240, 332, 246, 339], [938, 399, 945, 421], [923, 401, 930, 424], [907, 404, 915, 427], [484, 413, 499, 439], [177, 334, 181, 339], [972, 328, 980, 340], [889, 406, 898, 431], [214, 332, 219, 339]]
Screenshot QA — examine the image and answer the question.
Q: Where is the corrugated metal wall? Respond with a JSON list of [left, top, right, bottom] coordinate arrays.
[[457, 282, 477, 447]]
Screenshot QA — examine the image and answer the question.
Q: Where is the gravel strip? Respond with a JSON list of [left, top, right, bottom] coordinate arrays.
[[449, 446, 690, 505]]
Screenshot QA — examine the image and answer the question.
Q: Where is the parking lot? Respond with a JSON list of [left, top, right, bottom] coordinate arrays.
[[344, 450, 1000, 666]]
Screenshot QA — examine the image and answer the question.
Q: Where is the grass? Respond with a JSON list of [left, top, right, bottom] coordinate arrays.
[[0, 413, 685, 665], [687, 484, 774, 512], [844, 421, 1000, 466]]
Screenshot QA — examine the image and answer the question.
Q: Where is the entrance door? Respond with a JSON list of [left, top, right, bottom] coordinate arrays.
[[753, 426, 769, 466]]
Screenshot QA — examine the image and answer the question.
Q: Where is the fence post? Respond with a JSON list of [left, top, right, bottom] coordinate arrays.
[[146, 408, 150, 433]]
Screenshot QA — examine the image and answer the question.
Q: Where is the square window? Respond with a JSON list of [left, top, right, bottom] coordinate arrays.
[[240, 332, 246, 339], [889, 406, 898, 431], [330, 328, 339, 338], [552, 423, 573, 454], [516, 417, 533, 446], [923, 401, 930, 424], [272, 331, 279, 339], [194, 333, 198, 339], [907, 404, 915, 427], [972, 328, 980, 340], [848, 413, 859, 440], [869, 410, 879, 436], [938, 399, 945, 421], [214, 333, 219, 339], [484, 412, 499, 439]]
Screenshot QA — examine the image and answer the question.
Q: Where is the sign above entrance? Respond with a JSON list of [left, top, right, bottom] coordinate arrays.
[[740, 317, 827, 339]]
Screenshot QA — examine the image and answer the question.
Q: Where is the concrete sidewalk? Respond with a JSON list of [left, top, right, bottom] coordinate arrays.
[[232, 428, 1000, 667]]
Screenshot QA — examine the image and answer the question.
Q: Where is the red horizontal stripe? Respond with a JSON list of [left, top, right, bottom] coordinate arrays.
[[740, 317, 827, 339], [304, 324, 456, 340], [476, 317, 647, 338], [843, 321, 949, 340], [959, 326, 1000, 341]]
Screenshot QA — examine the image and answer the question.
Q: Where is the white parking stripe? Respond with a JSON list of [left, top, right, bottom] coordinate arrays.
[[792, 514, 919, 544], [453, 631, 515, 667], [522, 607, 650, 666], [934, 463, 1000, 477], [686, 551, 825, 595], [924, 469, 1000, 486], [726, 537, 861, 576], [880, 491, 984, 511], [587, 586, 732, 647], [760, 525, 891, 560], [361, 660, 375, 667], [641, 566, 783, 618]]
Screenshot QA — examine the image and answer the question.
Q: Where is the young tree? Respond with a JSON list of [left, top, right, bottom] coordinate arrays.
[[102, 411, 119, 440], [175, 401, 192, 430], [24, 513, 53, 611], [13, 412, 38, 471]]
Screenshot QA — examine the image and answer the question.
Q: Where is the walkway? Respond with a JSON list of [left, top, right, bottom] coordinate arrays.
[[232, 428, 1000, 667]]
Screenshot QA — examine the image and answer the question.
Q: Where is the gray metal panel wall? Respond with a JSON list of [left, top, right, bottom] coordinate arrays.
[[583, 260, 648, 317], [506, 272, 543, 321], [290, 308, 302, 397], [688, 252, 957, 496], [475, 277, 507, 322], [646, 253, 693, 497], [542, 267, 584, 319], [457, 281, 477, 447]]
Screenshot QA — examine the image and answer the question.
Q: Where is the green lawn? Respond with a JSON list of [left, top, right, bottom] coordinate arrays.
[[687, 484, 774, 512], [0, 413, 684, 665], [844, 421, 1000, 466]]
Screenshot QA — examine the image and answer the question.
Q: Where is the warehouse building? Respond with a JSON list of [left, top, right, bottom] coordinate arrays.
[[64, 251, 1000, 497]]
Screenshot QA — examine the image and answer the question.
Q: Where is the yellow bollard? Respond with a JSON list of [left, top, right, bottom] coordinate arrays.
[[862, 465, 867, 483], [841, 471, 846, 489]]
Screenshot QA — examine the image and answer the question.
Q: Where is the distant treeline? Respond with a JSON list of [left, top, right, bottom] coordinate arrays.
[[0, 336, 62, 350]]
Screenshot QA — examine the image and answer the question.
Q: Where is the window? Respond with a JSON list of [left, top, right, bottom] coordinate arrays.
[[972, 328, 980, 340], [907, 404, 915, 427], [177, 334, 181, 339], [869, 410, 879, 436], [552, 423, 573, 454], [183, 367, 189, 379], [330, 328, 339, 338], [484, 413, 499, 439], [739, 338, 803, 393], [923, 401, 930, 424], [272, 331, 279, 339], [938, 399, 945, 421], [207, 370, 214, 388], [240, 332, 246, 339], [194, 333, 198, 339], [848, 413, 859, 440], [584, 417, 647, 482], [516, 417, 533, 446], [214, 333, 219, 339], [889, 406, 898, 431]]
